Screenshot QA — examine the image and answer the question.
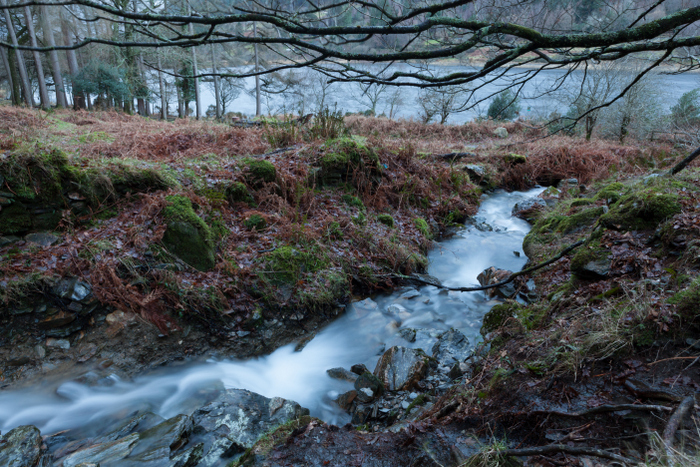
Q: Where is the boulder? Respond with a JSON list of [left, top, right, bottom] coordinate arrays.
[[0, 425, 45, 467], [162, 221, 216, 272], [124, 414, 193, 464], [431, 328, 471, 366], [326, 367, 357, 383], [354, 372, 384, 403], [477, 266, 516, 299], [373, 346, 429, 391], [335, 390, 357, 411], [191, 389, 308, 466], [511, 198, 547, 222], [60, 433, 140, 467], [493, 127, 508, 138]]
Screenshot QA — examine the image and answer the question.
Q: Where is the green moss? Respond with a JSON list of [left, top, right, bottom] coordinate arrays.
[[226, 181, 254, 205], [342, 194, 364, 209], [601, 188, 681, 231], [569, 198, 594, 207], [668, 277, 700, 329], [161, 195, 215, 271], [265, 246, 329, 284], [482, 301, 521, 335], [570, 238, 610, 279], [404, 393, 427, 414], [517, 303, 548, 330], [315, 137, 381, 187], [504, 153, 527, 164], [326, 221, 342, 239], [298, 269, 349, 310], [0, 202, 31, 235], [414, 218, 432, 238], [594, 182, 627, 203], [244, 214, 267, 231], [0, 148, 69, 203], [233, 415, 314, 467], [244, 159, 277, 187], [377, 214, 395, 228]]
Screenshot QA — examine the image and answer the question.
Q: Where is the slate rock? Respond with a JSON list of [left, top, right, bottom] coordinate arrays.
[[354, 372, 384, 403], [477, 266, 516, 299], [121, 414, 193, 465], [162, 221, 216, 272], [327, 367, 357, 383], [24, 232, 60, 247], [350, 363, 369, 375], [511, 198, 547, 222], [373, 346, 429, 391], [191, 389, 308, 466], [0, 425, 44, 467], [432, 328, 471, 366], [335, 390, 357, 411], [60, 433, 140, 467]]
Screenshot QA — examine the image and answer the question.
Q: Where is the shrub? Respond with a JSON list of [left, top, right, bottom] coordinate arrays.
[[671, 88, 700, 127], [487, 89, 521, 121]]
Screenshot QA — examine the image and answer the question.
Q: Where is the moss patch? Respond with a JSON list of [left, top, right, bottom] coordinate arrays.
[[414, 218, 431, 238], [601, 188, 680, 230], [161, 195, 215, 271], [482, 301, 521, 335], [264, 246, 329, 284], [226, 181, 254, 205], [668, 277, 700, 329], [594, 182, 628, 204], [377, 214, 395, 228], [244, 214, 267, 231], [244, 159, 277, 187]]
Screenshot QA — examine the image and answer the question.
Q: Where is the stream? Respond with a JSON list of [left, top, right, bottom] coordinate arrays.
[[0, 187, 543, 439]]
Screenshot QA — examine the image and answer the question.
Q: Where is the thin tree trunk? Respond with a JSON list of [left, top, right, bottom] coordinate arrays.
[[669, 145, 700, 175], [40, 5, 67, 108], [211, 43, 220, 120], [0, 47, 14, 101], [254, 22, 261, 116], [1, 0, 34, 107], [23, 6, 50, 108], [8, 51, 20, 105], [60, 7, 85, 109], [157, 50, 167, 120], [136, 54, 147, 115], [188, 28, 200, 119]]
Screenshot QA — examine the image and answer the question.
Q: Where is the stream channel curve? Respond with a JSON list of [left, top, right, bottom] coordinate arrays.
[[0, 187, 545, 458]]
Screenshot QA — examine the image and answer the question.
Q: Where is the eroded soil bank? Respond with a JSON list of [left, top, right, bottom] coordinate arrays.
[[1, 108, 699, 466]]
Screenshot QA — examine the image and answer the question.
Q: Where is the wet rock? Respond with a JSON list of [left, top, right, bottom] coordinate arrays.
[[0, 425, 44, 467], [335, 390, 357, 411], [494, 127, 508, 138], [46, 321, 84, 338], [126, 414, 193, 464], [0, 235, 19, 247], [354, 373, 384, 403], [348, 298, 378, 320], [327, 367, 357, 383], [162, 221, 216, 272], [558, 178, 579, 191], [398, 289, 421, 300], [53, 278, 93, 302], [38, 310, 76, 329], [410, 273, 441, 287], [512, 198, 547, 222], [398, 328, 417, 343], [60, 433, 140, 467], [449, 362, 471, 380], [374, 346, 429, 391], [350, 363, 369, 375], [191, 388, 308, 466], [573, 258, 611, 279], [46, 338, 70, 349], [432, 328, 471, 366], [477, 266, 516, 299], [34, 345, 45, 358], [170, 442, 204, 467], [24, 232, 60, 247]]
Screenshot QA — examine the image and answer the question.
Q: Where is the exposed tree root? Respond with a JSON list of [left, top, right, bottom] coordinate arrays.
[[503, 444, 638, 465], [662, 395, 696, 458]]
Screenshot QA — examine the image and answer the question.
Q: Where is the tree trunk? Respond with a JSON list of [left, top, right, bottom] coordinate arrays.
[[254, 22, 261, 116], [1, 0, 34, 107], [8, 51, 20, 105], [188, 17, 200, 120], [211, 43, 220, 120], [23, 6, 50, 108], [669, 145, 700, 176], [157, 50, 167, 120], [60, 7, 85, 109], [136, 54, 147, 115], [0, 46, 14, 102], [40, 5, 67, 108]]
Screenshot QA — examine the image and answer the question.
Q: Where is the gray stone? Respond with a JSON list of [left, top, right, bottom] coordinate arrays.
[[60, 433, 140, 467], [191, 389, 308, 466], [350, 363, 369, 375], [432, 329, 471, 366], [124, 414, 193, 464], [477, 266, 517, 299], [449, 362, 471, 380], [24, 232, 60, 247], [354, 372, 384, 403], [171, 442, 204, 467], [398, 290, 421, 300], [326, 367, 358, 383], [162, 221, 216, 272], [0, 425, 44, 467], [46, 338, 70, 349], [374, 346, 429, 391], [494, 127, 508, 138], [576, 259, 611, 279], [52, 278, 92, 302], [398, 328, 416, 343], [38, 311, 76, 329], [511, 198, 547, 222], [0, 235, 20, 247], [335, 390, 357, 411], [46, 321, 83, 338]]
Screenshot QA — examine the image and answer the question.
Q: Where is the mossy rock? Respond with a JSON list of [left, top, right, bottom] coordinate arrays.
[[0, 202, 32, 235], [570, 239, 610, 279], [601, 188, 680, 231], [315, 137, 380, 187], [377, 214, 394, 228], [161, 195, 215, 271], [504, 153, 527, 164], [569, 198, 594, 207], [594, 182, 627, 204], [226, 181, 254, 205], [414, 218, 432, 238], [0, 148, 69, 203], [244, 214, 266, 231], [342, 194, 364, 209], [482, 301, 521, 335], [244, 159, 277, 187], [668, 277, 700, 329], [264, 246, 329, 284]]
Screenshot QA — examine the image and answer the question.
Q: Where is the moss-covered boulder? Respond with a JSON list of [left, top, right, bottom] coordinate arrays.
[[264, 246, 328, 284], [161, 195, 216, 271], [594, 182, 627, 204], [504, 153, 527, 164], [668, 277, 700, 329], [482, 301, 521, 335], [601, 188, 680, 231], [570, 239, 610, 279], [244, 159, 277, 187], [377, 214, 394, 228], [225, 181, 254, 204], [315, 137, 380, 187]]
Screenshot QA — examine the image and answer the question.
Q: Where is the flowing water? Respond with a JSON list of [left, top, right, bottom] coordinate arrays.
[[0, 187, 543, 436]]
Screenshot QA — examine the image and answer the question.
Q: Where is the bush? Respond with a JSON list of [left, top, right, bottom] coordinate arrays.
[[671, 88, 700, 127], [487, 89, 521, 121]]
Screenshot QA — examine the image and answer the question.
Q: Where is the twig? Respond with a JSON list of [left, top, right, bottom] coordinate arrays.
[[253, 145, 299, 158], [662, 396, 695, 458], [503, 445, 638, 465], [404, 240, 585, 293], [532, 404, 673, 418]]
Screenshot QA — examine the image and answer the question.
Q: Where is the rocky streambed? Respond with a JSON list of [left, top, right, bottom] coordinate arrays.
[[0, 188, 543, 466]]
